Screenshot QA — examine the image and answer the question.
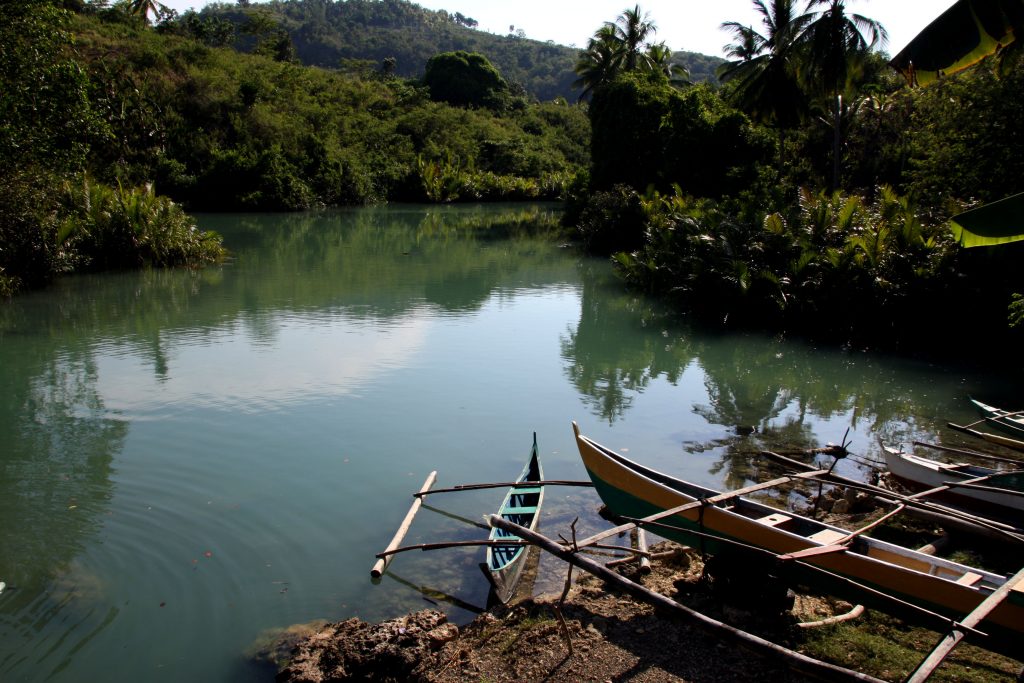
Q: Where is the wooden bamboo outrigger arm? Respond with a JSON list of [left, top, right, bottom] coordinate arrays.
[[370, 471, 437, 578], [913, 440, 1024, 467], [962, 409, 1024, 430], [941, 479, 1024, 498], [566, 469, 831, 552], [414, 480, 593, 497], [947, 422, 1024, 452], [627, 515, 989, 639], [489, 515, 887, 683], [906, 566, 1024, 683], [761, 451, 1024, 542]]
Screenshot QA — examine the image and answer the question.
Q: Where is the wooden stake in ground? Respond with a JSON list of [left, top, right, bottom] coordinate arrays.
[[371, 471, 437, 578], [488, 515, 886, 683]]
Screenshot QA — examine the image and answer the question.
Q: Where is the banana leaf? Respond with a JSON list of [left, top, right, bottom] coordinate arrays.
[[890, 0, 1024, 85], [950, 192, 1024, 247]]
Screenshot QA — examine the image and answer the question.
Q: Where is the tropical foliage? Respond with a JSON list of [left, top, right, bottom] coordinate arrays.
[[571, 3, 1024, 349], [2, 0, 594, 296], [890, 0, 1024, 86], [189, 0, 721, 102], [573, 5, 690, 100]]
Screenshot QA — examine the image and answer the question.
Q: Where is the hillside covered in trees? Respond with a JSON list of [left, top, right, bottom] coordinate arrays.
[[187, 0, 723, 101], [0, 0, 592, 296]]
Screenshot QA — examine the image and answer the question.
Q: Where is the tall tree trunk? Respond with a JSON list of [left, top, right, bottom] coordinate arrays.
[[831, 93, 841, 191]]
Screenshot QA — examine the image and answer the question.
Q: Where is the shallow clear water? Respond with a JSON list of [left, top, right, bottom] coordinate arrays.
[[0, 204, 1017, 681]]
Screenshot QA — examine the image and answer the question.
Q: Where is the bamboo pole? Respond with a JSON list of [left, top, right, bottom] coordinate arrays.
[[570, 470, 830, 552], [488, 515, 887, 683], [376, 539, 529, 557], [906, 567, 1024, 683], [605, 548, 686, 568], [776, 505, 906, 561], [413, 480, 592, 497], [941, 479, 1024, 498], [627, 515, 989, 638], [761, 451, 1024, 541], [947, 423, 1024, 452], [913, 441, 1023, 466], [371, 471, 437, 578]]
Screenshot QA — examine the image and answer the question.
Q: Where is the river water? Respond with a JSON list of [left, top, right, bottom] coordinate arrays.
[[0, 204, 1016, 681]]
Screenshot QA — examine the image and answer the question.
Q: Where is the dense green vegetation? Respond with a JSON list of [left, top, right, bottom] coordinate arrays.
[[183, 0, 723, 101], [1, 0, 592, 296], [0, 0, 227, 298], [569, 2, 1024, 353]]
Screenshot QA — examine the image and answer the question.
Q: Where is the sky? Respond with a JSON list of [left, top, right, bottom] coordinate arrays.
[[157, 0, 957, 58]]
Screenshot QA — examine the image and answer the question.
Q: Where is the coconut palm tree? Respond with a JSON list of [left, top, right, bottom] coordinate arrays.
[[611, 5, 657, 71], [717, 0, 811, 170], [573, 24, 625, 101], [646, 42, 690, 87], [129, 0, 167, 23], [800, 0, 887, 189], [574, 6, 682, 100]]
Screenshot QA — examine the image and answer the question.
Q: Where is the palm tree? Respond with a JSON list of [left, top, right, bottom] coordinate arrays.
[[573, 24, 625, 101], [717, 0, 811, 170], [573, 6, 687, 100], [611, 5, 657, 71], [800, 0, 888, 189], [129, 0, 167, 23], [646, 42, 690, 87]]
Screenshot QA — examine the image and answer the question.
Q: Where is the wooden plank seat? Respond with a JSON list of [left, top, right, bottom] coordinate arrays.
[[956, 571, 983, 586], [757, 513, 792, 527], [808, 529, 847, 545]]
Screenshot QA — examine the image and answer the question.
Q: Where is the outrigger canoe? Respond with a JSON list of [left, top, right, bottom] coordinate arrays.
[[572, 423, 1024, 653], [883, 446, 1024, 517], [481, 434, 544, 603], [971, 398, 1024, 439]]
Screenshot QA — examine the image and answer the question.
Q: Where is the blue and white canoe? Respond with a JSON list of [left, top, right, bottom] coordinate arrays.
[[482, 434, 544, 603]]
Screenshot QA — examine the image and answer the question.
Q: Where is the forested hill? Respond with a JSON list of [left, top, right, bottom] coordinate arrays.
[[196, 0, 723, 101]]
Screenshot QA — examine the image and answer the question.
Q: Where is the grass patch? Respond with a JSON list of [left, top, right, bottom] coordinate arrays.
[[796, 610, 1021, 682]]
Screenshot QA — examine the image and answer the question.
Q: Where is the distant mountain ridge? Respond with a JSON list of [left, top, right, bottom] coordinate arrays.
[[198, 0, 723, 101]]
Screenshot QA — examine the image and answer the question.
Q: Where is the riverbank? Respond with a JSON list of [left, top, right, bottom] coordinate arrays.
[[268, 542, 1021, 682]]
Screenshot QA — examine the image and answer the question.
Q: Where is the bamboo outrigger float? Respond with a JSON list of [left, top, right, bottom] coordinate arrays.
[[571, 422, 1024, 656], [370, 434, 595, 601]]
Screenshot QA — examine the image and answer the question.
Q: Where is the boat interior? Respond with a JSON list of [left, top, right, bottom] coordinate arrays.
[[584, 435, 1007, 592]]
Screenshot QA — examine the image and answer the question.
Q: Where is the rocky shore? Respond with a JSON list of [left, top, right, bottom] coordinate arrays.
[[267, 544, 847, 682]]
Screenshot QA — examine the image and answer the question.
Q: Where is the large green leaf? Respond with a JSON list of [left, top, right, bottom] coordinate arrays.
[[890, 0, 1024, 85], [950, 192, 1024, 247]]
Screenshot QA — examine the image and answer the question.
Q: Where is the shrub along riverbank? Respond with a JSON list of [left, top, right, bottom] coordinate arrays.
[[566, 4, 1024, 355]]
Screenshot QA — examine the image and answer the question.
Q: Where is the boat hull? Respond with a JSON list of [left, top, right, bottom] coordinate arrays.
[[573, 425, 1024, 654], [883, 447, 1024, 516], [972, 398, 1024, 438], [484, 435, 544, 604]]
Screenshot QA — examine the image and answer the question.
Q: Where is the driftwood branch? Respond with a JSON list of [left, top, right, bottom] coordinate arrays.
[[488, 515, 887, 683], [797, 604, 865, 629], [552, 518, 578, 656]]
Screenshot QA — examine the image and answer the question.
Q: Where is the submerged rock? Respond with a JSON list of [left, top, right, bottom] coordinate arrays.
[[275, 609, 457, 682]]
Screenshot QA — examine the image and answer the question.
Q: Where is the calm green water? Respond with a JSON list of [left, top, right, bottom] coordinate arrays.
[[0, 204, 1017, 681]]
